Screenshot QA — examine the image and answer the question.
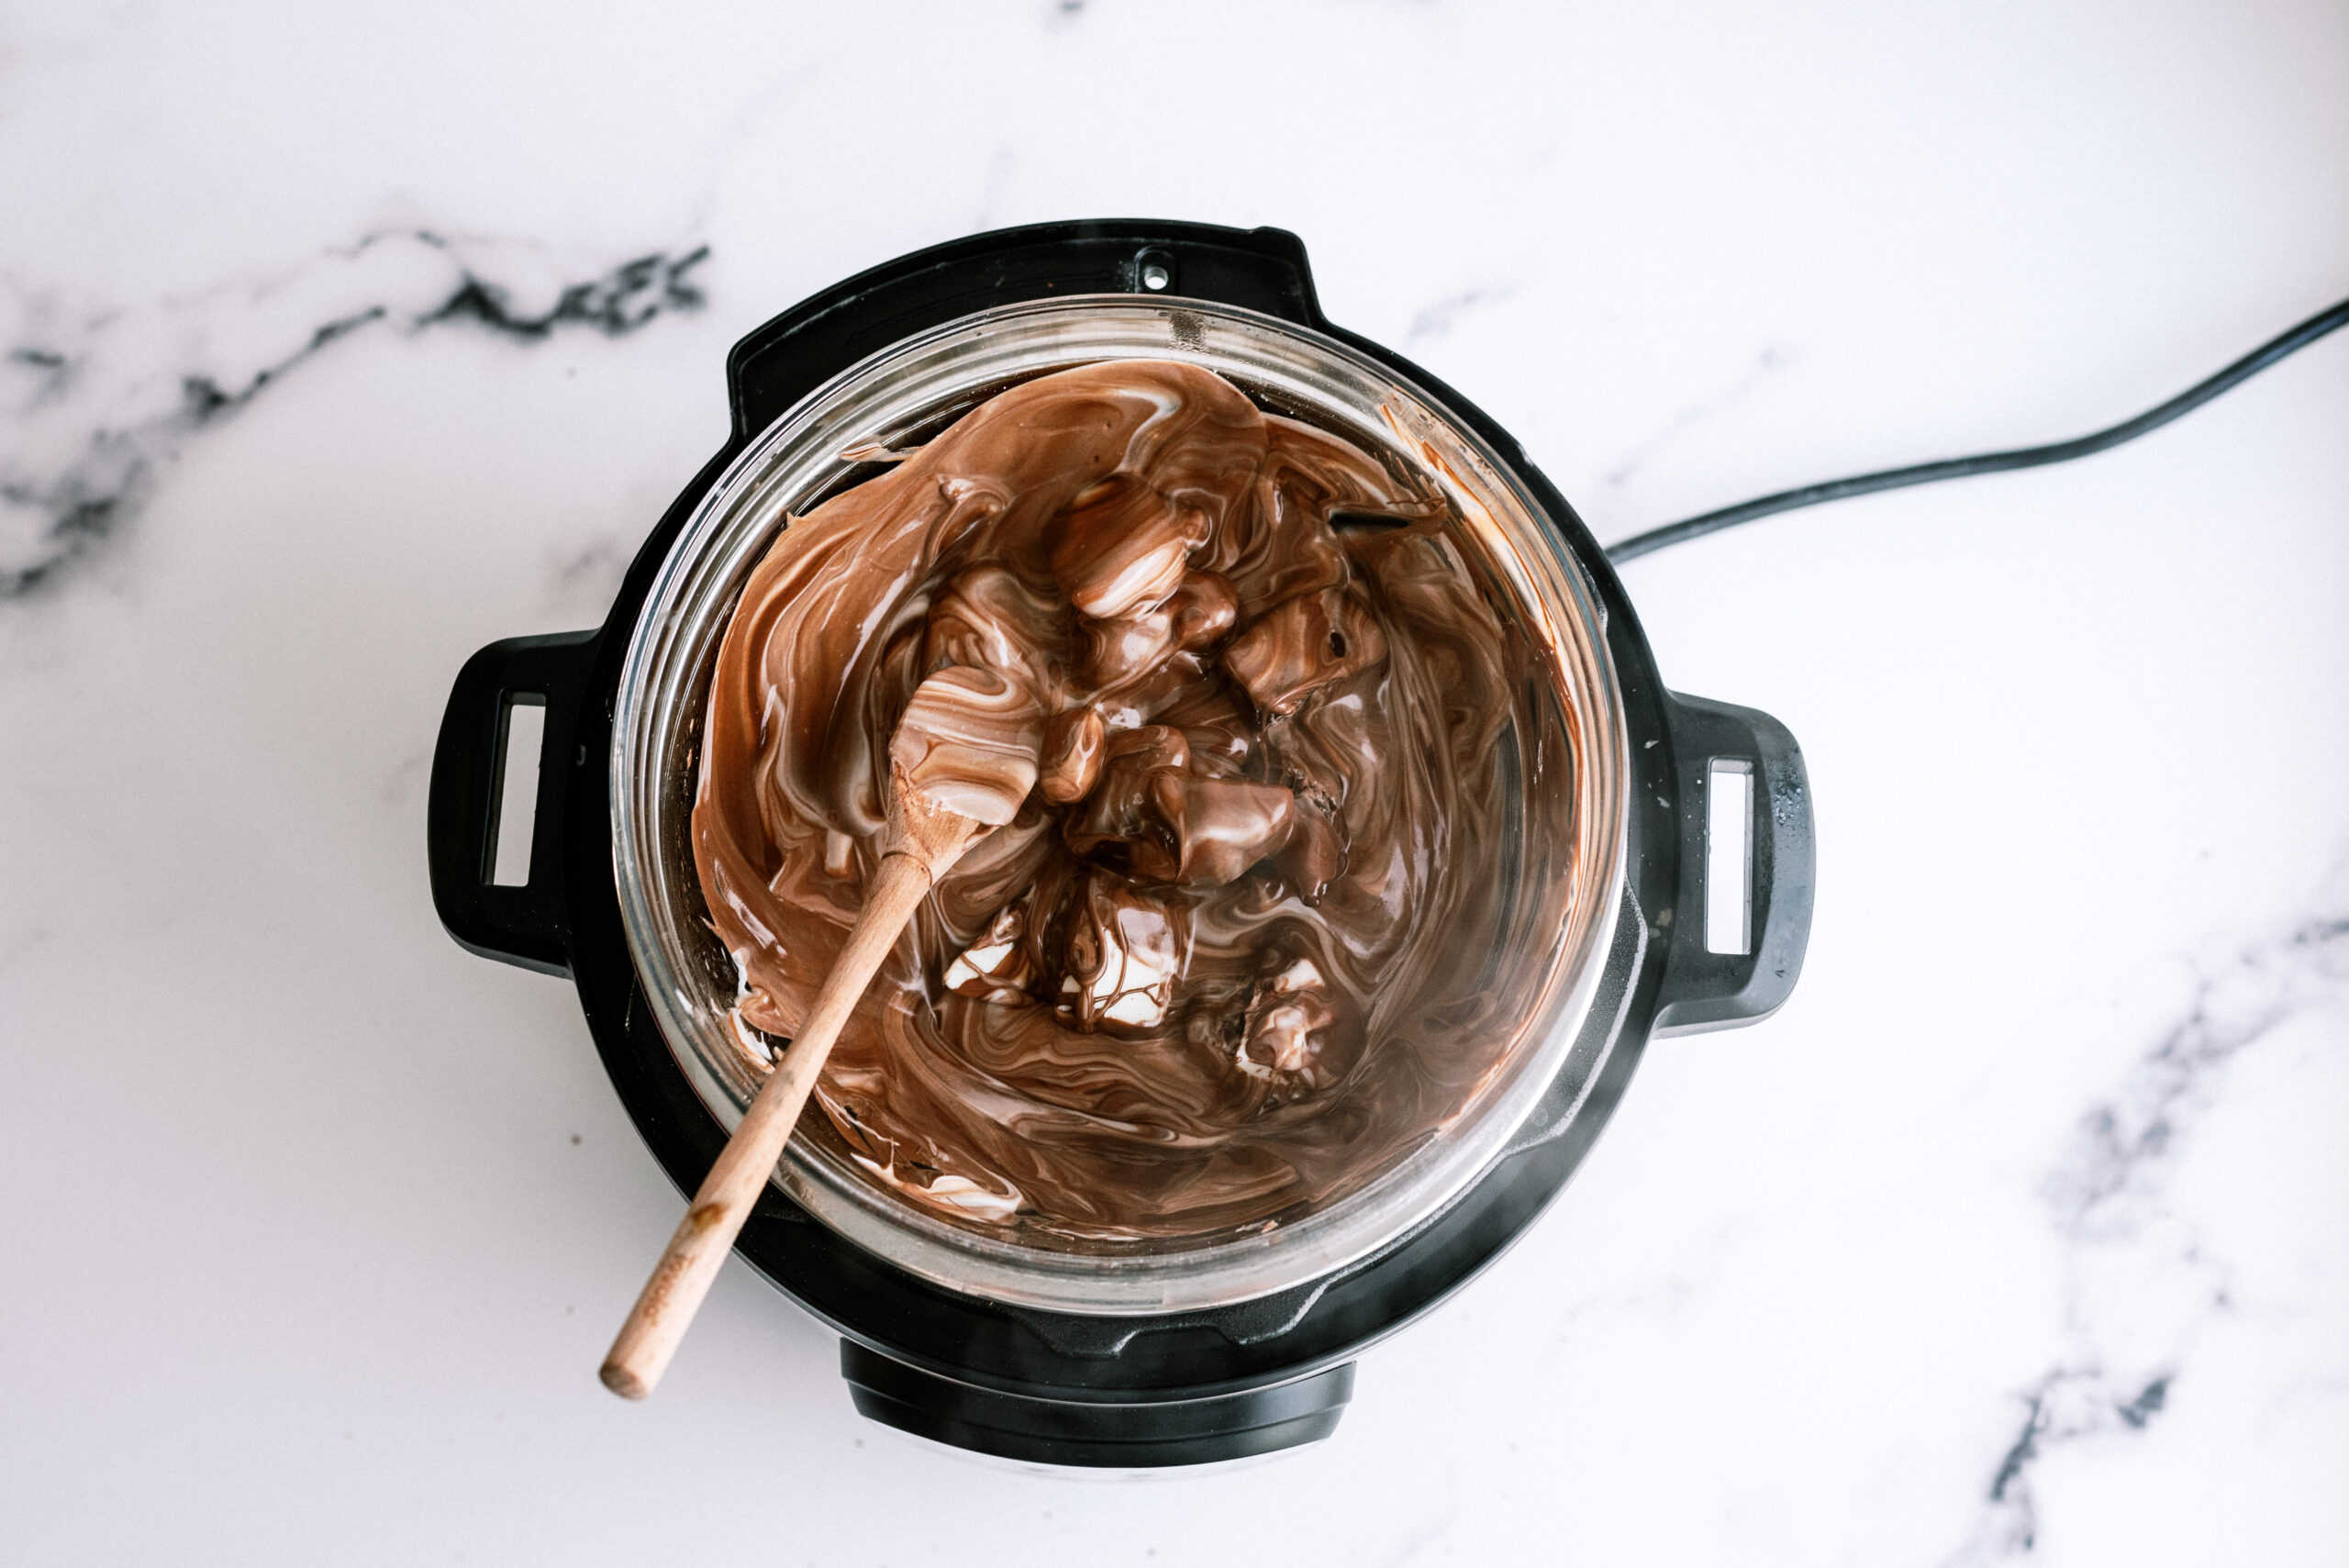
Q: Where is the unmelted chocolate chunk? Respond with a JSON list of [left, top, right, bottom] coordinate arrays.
[[1221, 585, 1388, 717], [1060, 723, 1297, 889], [1061, 725, 1192, 873], [1145, 772, 1296, 888], [1235, 954, 1353, 1091], [1164, 571, 1239, 650], [693, 360, 1542, 1240], [941, 902, 1032, 1004], [1037, 706, 1108, 804], [1057, 873, 1186, 1031]]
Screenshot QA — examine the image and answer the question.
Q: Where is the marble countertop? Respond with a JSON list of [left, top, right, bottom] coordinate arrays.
[[5, 2, 2345, 1562]]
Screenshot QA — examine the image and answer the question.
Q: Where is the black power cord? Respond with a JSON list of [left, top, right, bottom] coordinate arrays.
[[1606, 294, 2349, 564]]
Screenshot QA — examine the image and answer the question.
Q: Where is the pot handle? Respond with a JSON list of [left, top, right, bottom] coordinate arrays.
[[427, 630, 597, 976], [1653, 693, 1815, 1034]]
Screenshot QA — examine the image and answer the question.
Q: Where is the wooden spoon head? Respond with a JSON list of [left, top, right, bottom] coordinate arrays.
[[881, 762, 992, 878], [888, 666, 1042, 831]]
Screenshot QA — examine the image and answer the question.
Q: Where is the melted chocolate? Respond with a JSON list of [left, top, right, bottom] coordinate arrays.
[[694, 360, 1553, 1240]]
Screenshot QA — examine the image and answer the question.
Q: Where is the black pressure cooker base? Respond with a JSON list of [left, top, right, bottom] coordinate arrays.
[[841, 1342, 1354, 1467], [427, 218, 1815, 1469]]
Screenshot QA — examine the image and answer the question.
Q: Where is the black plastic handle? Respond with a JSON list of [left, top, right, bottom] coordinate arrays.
[[427, 630, 597, 976], [1653, 694, 1815, 1034]]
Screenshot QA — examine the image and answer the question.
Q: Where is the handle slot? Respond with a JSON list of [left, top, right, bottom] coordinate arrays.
[[488, 695, 548, 887], [1703, 759, 1754, 956]]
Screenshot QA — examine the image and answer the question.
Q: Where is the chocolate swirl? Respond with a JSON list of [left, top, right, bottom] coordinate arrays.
[[694, 360, 1557, 1241]]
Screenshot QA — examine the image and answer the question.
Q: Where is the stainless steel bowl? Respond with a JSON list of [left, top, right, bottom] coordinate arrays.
[[609, 295, 1630, 1315]]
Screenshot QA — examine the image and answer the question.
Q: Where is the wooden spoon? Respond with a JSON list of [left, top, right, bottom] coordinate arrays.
[[597, 762, 985, 1400]]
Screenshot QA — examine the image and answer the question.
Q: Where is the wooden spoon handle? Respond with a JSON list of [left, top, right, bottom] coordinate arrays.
[[599, 851, 937, 1399]]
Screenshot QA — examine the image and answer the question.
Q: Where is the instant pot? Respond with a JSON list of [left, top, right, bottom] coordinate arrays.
[[428, 220, 1814, 1466]]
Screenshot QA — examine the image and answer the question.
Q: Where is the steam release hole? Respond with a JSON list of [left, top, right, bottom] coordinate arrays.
[[1704, 760, 1753, 956], [489, 696, 546, 886], [1134, 248, 1175, 293]]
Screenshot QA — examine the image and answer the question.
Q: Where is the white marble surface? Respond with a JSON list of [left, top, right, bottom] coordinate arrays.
[[4, 1, 2346, 1562]]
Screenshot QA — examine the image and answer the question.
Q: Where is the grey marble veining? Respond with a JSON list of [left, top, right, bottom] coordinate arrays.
[[1949, 880, 2349, 1563], [1603, 344, 1797, 489], [1, 231, 706, 599], [1406, 284, 1518, 346]]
